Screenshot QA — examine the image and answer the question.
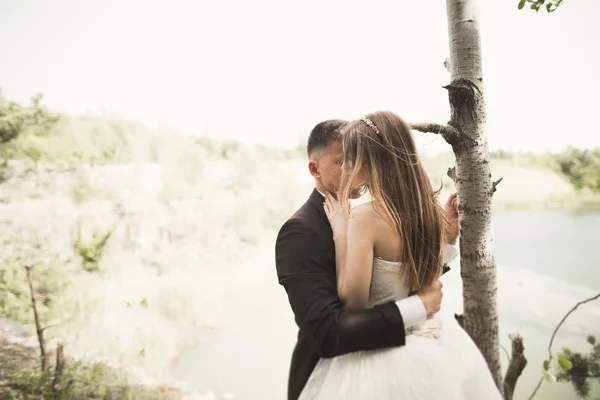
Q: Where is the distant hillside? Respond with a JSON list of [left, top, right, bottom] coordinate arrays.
[[421, 153, 600, 211]]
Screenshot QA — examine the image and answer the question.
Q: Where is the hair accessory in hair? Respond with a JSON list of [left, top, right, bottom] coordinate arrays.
[[360, 117, 380, 134]]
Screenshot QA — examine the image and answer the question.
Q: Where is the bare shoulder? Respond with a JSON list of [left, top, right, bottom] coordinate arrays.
[[353, 200, 398, 235], [349, 202, 381, 228], [358, 200, 401, 259]]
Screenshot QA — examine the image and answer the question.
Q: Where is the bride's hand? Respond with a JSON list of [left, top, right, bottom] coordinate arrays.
[[323, 192, 348, 239], [408, 319, 441, 340]]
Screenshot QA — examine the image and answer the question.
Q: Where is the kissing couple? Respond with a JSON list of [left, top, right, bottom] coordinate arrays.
[[275, 112, 503, 399]]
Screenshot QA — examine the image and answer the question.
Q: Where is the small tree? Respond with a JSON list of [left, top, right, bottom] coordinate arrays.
[[556, 336, 600, 398], [0, 91, 58, 145], [529, 293, 600, 399]]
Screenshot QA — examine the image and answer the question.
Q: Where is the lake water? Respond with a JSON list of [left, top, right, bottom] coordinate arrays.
[[493, 210, 600, 292], [171, 210, 600, 400]]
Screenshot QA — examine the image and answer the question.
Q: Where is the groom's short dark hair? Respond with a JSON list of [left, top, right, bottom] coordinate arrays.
[[307, 119, 347, 158]]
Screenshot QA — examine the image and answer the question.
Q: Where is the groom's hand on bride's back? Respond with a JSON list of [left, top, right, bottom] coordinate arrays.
[[417, 280, 443, 318]]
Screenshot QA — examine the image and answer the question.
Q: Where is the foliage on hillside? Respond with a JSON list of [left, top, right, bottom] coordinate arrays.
[[2, 91, 599, 197], [491, 149, 600, 194]]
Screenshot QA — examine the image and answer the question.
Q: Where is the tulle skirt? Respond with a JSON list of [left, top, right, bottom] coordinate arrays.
[[299, 312, 503, 400]]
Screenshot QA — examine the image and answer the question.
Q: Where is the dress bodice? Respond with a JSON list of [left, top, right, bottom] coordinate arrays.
[[367, 258, 411, 308]]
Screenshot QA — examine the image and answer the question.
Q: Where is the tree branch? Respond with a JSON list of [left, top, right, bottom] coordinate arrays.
[[500, 343, 510, 363], [546, 293, 600, 358], [528, 292, 600, 400], [569, 374, 600, 379], [409, 123, 459, 143], [503, 333, 527, 400], [41, 323, 60, 333], [528, 379, 542, 400], [53, 341, 64, 390], [25, 265, 48, 371], [447, 166, 456, 183], [410, 122, 457, 136], [35, 292, 52, 301], [492, 177, 503, 193]]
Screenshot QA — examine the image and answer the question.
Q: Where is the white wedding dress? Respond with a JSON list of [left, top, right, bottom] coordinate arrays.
[[298, 257, 504, 400]]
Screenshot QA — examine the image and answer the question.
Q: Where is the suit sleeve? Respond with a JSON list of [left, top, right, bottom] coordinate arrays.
[[275, 218, 407, 358]]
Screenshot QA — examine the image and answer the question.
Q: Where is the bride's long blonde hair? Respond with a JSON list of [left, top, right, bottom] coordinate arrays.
[[338, 111, 447, 292]]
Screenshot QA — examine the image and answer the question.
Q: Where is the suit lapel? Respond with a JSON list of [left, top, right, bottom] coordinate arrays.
[[309, 188, 327, 218], [306, 189, 336, 267]]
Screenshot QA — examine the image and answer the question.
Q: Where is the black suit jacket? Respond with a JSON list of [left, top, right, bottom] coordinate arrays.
[[275, 189, 409, 400]]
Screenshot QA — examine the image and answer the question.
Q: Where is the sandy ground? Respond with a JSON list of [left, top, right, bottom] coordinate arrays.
[[171, 277, 296, 399]]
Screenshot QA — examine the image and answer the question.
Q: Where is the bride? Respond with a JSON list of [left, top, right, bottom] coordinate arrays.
[[298, 111, 503, 399]]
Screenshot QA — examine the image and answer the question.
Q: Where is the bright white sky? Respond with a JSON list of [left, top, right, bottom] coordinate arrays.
[[0, 0, 597, 155]]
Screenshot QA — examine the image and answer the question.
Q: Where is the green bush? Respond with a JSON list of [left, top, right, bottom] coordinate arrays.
[[0, 235, 70, 329], [76, 223, 114, 273], [555, 336, 600, 398], [0, 92, 59, 145], [489, 147, 600, 193], [551, 148, 600, 192], [9, 360, 165, 400]]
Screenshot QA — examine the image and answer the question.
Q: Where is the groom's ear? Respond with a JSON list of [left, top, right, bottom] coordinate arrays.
[[308, 160, 321, 179]]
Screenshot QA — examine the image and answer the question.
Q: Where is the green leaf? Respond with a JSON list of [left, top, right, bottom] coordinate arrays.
[[543, 370, 557, 383], [558, 355, 573, 371], [139, 297, 148, 309], [518, 0, 527, 9], [587, 335, 597, 346], [125, 301, 131, 308], [137, 348, 145, 358], [543, 359, 550, 371]]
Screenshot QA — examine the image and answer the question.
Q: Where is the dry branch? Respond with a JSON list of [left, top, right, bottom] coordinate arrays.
[[447, 167, 456, 182], [528, 292, 600, 400], [500, 344, 510, 363], [503, 333, 527, 400], [409, 123, 459, 143], [492, 177, 504, 193], [53, 341, 65, 390], [41, 323, 60, 333], [25, 265, 48, 371]]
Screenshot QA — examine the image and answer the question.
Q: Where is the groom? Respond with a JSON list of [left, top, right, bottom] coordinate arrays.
[[275, 119, 460, 400]]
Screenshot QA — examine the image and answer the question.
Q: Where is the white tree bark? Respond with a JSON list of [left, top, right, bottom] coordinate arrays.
[[412, 1, 528, 395], [445, 0, 502, 389]]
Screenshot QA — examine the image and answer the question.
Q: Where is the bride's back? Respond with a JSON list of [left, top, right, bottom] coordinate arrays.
[[339, 112, 445, 293], [351, 201, 412, 306], [356, 200, 403, 262]]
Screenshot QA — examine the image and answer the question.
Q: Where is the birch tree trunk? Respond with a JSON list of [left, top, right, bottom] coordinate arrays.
[[412, 0, 502, 389], [445, 0, 502, 387]]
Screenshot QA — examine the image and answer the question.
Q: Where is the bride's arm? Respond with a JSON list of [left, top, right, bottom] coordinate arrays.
[[327, 199, 375, 310]]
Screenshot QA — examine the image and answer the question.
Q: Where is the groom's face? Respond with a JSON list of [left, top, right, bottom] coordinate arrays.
[[311, 140, 362, 199], [314, 141, 343, 195]]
